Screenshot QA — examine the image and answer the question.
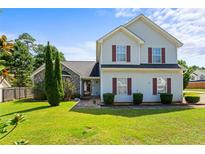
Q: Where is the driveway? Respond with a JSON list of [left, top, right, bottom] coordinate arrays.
[[184, 90, 205, 104], [199, 94, 205, 103]]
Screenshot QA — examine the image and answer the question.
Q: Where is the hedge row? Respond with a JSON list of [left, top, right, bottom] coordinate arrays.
[[103, 92, 174, 105]]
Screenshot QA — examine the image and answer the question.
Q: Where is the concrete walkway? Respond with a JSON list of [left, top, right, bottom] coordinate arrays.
[[73, 98, 101, 108], [73, 92, 205, 109], [200, 94, 205, 103], [73, 98, 205, 109], [101, 104, 205, 109]]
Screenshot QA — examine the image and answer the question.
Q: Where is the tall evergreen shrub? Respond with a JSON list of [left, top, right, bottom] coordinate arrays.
[[45, 42, 59, 106], [54, 51, 64, 100]]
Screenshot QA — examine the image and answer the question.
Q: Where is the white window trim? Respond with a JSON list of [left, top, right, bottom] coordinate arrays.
[[117, 78, 127, 95], [116, 45, 127, 62], [152, 48, 162, 64]]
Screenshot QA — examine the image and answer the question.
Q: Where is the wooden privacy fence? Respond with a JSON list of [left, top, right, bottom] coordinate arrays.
[[0, 87, 33, 102], [187, 81, 205, 89]]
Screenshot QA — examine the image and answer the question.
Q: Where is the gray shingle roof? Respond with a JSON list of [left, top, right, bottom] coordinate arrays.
[[62, 61, 99, 77], [32, 61, 100, 78]]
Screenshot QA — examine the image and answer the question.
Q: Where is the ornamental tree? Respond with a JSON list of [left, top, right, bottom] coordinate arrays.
[[45, 42, 59, 106], [54, 51, 64, 100]]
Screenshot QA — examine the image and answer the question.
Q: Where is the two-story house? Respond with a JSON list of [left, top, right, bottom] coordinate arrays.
[[32, 14, 183, 103]]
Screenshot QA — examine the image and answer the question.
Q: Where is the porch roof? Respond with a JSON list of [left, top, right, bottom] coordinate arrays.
[[62, 61, 99, 77]]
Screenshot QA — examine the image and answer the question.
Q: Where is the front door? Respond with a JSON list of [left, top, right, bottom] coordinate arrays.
[[83, 80, 91, 96]]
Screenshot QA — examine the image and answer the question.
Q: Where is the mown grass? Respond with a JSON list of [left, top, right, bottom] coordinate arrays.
[[0, 100, 205, 145], [185, 89, 205, 93]]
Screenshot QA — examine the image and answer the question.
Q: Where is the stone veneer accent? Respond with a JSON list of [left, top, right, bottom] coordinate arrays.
[[33, 64, 81, 94]]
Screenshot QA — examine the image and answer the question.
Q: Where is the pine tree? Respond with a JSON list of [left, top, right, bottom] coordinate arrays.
[[54, 51, 64, 100], [1, 40, 33, 87], [45, 42, 59, 106]]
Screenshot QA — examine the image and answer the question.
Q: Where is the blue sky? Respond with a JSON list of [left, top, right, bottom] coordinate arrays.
[[1, 8, 205, 67]]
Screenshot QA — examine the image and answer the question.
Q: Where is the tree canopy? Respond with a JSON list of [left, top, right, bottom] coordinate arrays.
[[178, 59, 197, 89], [0, 33, 65, 86], [0, 35, 14, 83], [33, 44, 65, 70], [4, 40, 34, 87]]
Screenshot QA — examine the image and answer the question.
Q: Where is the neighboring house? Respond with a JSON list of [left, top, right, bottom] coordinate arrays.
[[32, 14, 183, 103], [0, 77, 11, 102], [190, 70, 205, 81]]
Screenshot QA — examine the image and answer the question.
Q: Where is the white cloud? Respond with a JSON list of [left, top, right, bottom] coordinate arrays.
[[58, 41, 96, 61], [115, 8, 205, 67]]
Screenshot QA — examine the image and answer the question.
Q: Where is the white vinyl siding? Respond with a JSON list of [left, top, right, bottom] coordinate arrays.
[[101, 31, 140, 65], [116, 45, 126, 62], [126, 20, 178, 64], [117, 78, 127, 95], [101, 70, 183, 102]]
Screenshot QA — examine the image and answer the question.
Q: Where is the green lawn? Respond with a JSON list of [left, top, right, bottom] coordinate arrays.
[[1, 100, 205, 145], [185, 89, 205, 93]]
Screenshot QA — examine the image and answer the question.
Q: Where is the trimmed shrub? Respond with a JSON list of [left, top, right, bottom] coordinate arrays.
[[103, 93, 114, 105], [45, 42, 59, 106], [185, 95, 200, 103], [54, 51, 64, 100], [160, 93, 173, 104], [71, 93, 81, 99], [133, 93, 143, 105]]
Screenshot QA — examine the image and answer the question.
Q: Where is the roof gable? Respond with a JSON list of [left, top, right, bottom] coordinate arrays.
[[31, 61, 100, 78], [97, 26, 145, 44], [124, 14, 183, 47]]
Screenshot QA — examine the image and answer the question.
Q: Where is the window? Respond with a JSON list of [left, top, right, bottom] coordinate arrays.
[[62, 71, 71, 76], [117, 78, 127, 95], [200, 75, 205, 80], [191, 75, 195, 81], [116, 45, 126, 61], [157, 77, 167, 93], [152, 48, 162, 63]]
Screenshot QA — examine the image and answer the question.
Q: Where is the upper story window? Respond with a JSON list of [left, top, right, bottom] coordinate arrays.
[[157, 77, 167, 93], [116, 45, 126, 62], [152, 48, 162, 64]]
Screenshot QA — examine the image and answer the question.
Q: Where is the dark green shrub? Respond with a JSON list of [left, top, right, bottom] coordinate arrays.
[[71, 93, 81, 99], [33, 81, 46, 100], [185, 95, 200, 103], [54, 51, 64, 100], [103, 93, 114, 105], [133, 93, 143, 105], [160, 93, 173, 104], [45, 42, 59, 106]]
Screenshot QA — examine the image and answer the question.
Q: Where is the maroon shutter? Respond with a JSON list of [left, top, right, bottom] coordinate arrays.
[[153, 78, 157, 95], [167, 78, 171, 94], [148, 47, 152, 64], [127, 78, 132, 95], [162, 48, 165, 64], [126, 45, 131, 62], [112, 45, 116, 62], [112, 78, 117, 95]]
